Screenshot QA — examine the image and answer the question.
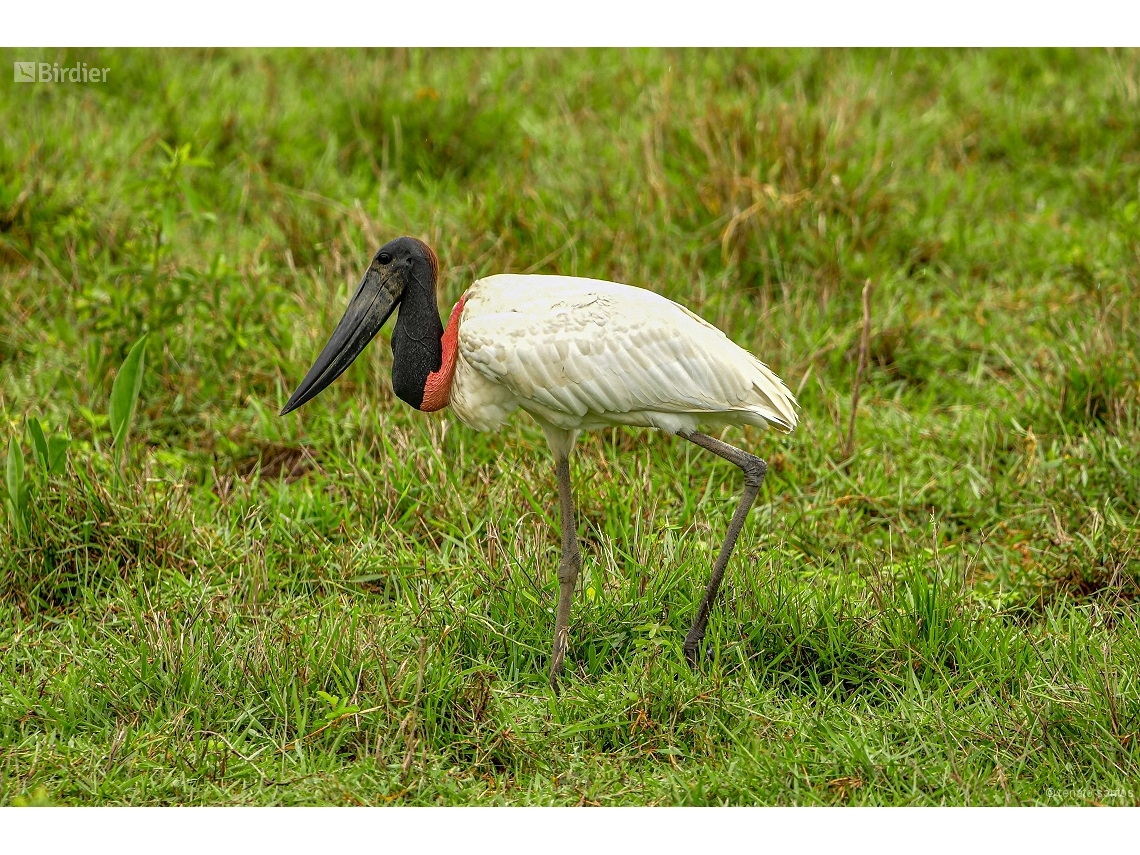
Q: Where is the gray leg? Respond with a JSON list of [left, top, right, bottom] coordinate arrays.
[[680, 431, 768, 668], [549, 451, 581, 689]]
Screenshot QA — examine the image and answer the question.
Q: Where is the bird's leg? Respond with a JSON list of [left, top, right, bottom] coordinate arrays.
[[549, 450, 581, 689], [680, 430, 768, 668]]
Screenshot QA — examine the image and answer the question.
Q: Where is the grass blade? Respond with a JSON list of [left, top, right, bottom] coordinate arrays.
[[28, 417, 49, 472], [109, 334, 149, 467]]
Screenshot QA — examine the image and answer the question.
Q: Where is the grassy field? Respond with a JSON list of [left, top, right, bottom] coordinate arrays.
[[2, 48, 1139, 806]]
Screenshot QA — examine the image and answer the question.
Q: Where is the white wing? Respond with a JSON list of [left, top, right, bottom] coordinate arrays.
[[456, 275, 797, 434]]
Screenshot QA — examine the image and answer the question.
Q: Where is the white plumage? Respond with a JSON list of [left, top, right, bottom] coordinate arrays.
[[450, 274, 798, 442]]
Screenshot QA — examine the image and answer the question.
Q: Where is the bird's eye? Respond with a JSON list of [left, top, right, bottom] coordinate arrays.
[[378, 253, 392, 265]]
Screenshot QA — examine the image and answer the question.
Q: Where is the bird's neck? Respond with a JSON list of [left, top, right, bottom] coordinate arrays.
[[391, 281, 445, 410], [421, 296, 466, 412]]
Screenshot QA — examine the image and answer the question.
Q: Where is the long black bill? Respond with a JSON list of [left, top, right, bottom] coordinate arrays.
[[280, 263, 399, 415]]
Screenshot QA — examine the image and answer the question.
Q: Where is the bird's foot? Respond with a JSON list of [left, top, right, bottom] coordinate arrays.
[[549, 662, 563, 695], [549, 631, 569, 694], [682, 640, 715, 670]]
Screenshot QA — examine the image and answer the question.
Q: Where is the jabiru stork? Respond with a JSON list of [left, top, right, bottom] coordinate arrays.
[[281, 236, 798, 687]]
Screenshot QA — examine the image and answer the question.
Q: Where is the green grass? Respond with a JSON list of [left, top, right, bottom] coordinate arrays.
[[2, 47, 1140, 806]]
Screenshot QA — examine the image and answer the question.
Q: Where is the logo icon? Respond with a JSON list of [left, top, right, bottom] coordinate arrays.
[[14, 62, 36, 83]]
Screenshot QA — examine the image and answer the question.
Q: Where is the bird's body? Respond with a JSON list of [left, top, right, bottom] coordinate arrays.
[[282, 237, 797, 687], [447, 274, 797, 442]]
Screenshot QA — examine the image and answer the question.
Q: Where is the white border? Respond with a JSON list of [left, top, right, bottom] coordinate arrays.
[[3, 1, 1140, 48], [2, 806, 1138, 852]]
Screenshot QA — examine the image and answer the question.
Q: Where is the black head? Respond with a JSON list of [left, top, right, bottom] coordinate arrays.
[[279, 236, 439, 415], [372, 235, 439, 293]]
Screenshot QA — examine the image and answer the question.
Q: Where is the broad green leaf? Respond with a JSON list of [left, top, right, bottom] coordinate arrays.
[[109, 334, 149, 453], [28, 417, 48, 471], [47, 435, 70, 475]]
